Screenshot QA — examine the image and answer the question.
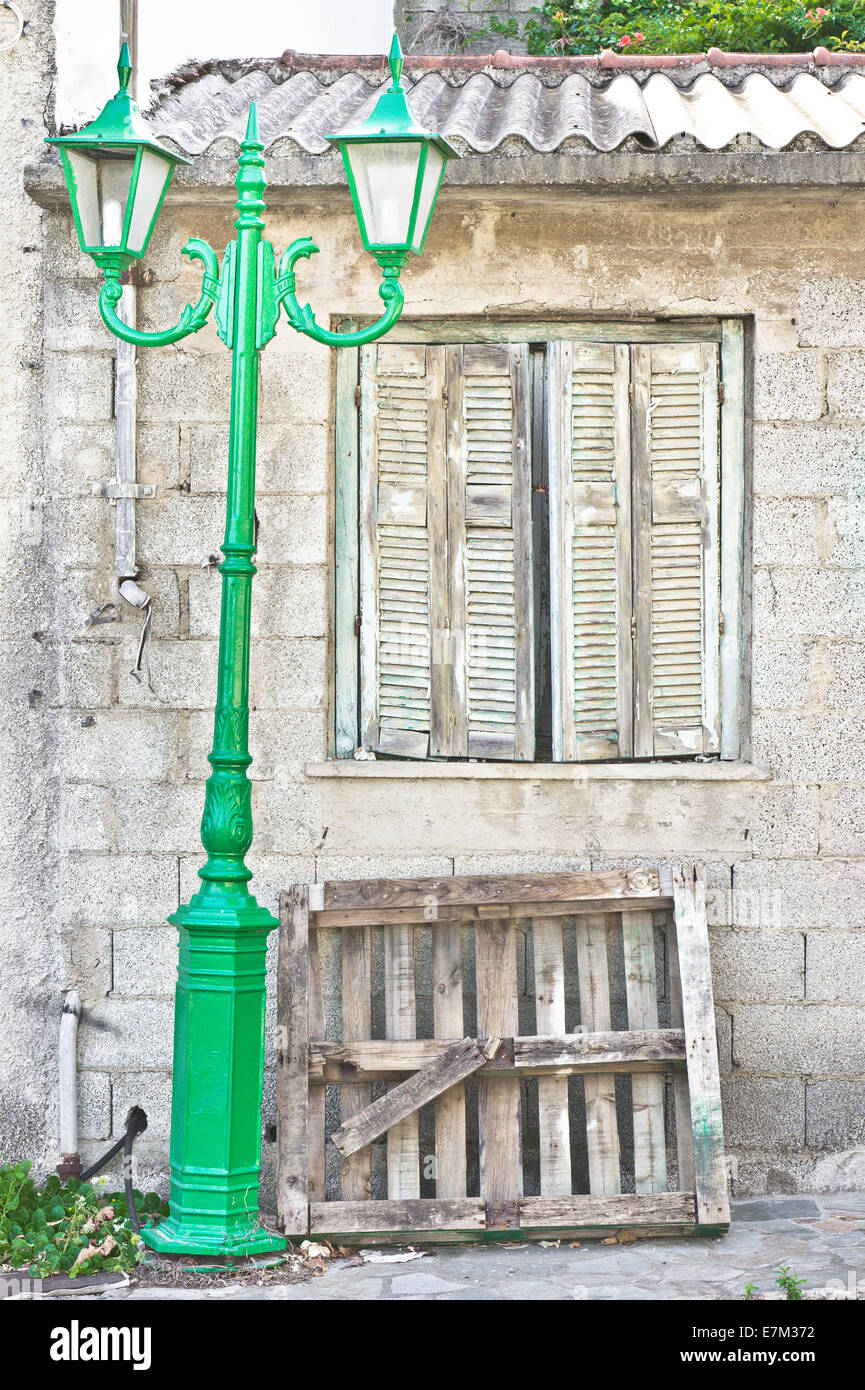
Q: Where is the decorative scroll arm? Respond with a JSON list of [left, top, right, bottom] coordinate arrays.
[[98, 238, 220, 347], [275, 237, 405, 348]]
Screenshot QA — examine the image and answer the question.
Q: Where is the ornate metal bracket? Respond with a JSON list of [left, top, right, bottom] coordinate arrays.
[[275, 237, 406, 348], [98, 238, 220, 347]]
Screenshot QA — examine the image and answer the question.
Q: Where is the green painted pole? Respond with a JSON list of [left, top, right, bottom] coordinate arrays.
[[142, 106, 285, 1257]]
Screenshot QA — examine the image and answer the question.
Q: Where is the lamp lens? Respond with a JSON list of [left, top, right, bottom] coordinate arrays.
[[347, 141, 422, 248], [127, 150, 172, 253]]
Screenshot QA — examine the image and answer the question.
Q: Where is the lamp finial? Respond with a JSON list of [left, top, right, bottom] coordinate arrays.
[[388, 32, 403, 89], [117, 41, 132, 92]]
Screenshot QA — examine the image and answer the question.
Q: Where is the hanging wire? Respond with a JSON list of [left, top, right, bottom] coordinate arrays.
[[0, 2, 24, 53]]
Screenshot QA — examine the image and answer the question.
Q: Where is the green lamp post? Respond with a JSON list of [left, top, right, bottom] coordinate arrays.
[[49, 34, 457, 1257]]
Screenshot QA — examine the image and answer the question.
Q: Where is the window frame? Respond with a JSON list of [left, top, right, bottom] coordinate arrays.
[[332, 317, 747, 765]]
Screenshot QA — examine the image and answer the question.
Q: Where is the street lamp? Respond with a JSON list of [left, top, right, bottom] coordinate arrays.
[[48, 33, 457, 1257]]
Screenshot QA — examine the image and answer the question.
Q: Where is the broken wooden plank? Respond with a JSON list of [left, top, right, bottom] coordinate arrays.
[[340, 926, 372, 1202], [515, 1029, 685, 1070], [519, 1191, 695, 1229], [276, 886, 309, 1235], [623, 910, 669, 1194], [432, 923, 467, 1197], [385, 924, 419, 1198], [310, 1197, 486, 1235], [533, 918, 571, 1196], [575, 915, 622, 1195], [674, 866, 730, 1229], [476, 920, 521, 1204], [307, 925, 327, 1207], [320, 869, 660, 915], [311, 895, 673, 929], [331, 1037, 498, 1160], [667, 907, 696, 1193]]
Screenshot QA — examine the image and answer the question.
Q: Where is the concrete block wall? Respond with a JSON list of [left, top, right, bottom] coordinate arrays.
[[10, 176, 865, 1203], [397, 0, 533, 53]]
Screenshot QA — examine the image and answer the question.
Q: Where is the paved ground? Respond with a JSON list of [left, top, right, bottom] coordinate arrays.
[[68, 1194, 865, 1301]]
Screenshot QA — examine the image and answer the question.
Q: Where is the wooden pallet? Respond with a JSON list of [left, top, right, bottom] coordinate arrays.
[[276, 866, 729, 1244]]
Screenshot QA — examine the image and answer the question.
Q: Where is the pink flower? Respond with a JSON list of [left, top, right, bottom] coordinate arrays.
[[816, 7, 830, 15], [633, 32, 646, 43], [619, 34, 632, 47]]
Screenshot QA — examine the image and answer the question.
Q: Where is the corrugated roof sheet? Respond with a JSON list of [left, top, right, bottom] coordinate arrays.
[[148, 62, 865, 156]]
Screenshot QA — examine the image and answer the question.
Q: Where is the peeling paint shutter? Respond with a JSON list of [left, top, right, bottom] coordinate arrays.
[[548, 342, 633, 761], [445, 343, 534, 759], [360, 342, 445, 758], [632, 343, 720, 756]]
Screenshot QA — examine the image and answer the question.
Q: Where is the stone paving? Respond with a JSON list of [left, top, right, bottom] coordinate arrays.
[[78, 1195, 865, 1301]]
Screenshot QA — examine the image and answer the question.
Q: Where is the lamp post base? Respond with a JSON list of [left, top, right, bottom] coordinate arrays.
[[142, 888, 286, 1258]]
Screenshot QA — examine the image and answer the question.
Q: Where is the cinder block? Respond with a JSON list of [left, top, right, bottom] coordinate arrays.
[[752, 498, 819, 566], [60, 709, 180, 782], [453, 853, 591, 875], [315, 854, 454, 882], [748, 783, 819, 858], [111, 1071, 173, 1141], [805, 932, 865, 1002], [189, 421, 328, 496], [45, 423, 114, 493], [52, 498, 113, 567], [188, 566, 327, 639], [255, 496, 328, 566], [710, 929, 804, 1002], [137, 494, 226, 567], [137, 351, 232, 424], [806, 1080, 865, 1147], [44, 282, 113, 351], [753, 422, 865, 497], [752, 567, 865, 641], [63, 854, 179, 928], [733, 1003, 865, 1073], [185, 707, 329, 781], [750, 640, 815, 711], [733, 859, 865, 931], [250, 637, 327, 710], [113, 783, 203, 853], [78, 999, 174, 1069], [137, 423, 182, 490], [827, 350, 865, 416], [751, 711, 865, 783], [258, 347, 330, 425], [251, 781, 325, 856], [715, 1006, 732, 1075], [44, 352, 114, 423], [721, 1076, 805, 1148], [754, 351, 824, 422], [77, 1070, 112, 1141], [118, 638, 218, 710], [823, 494, 865, 568], [798, 277, 865, 348], [58, 642, 114, 707], [826, 641, 865, 708], [113, 927, 178, 995], [819, 786, 865, 856], [58, 784, 113, 853], [62, 926, 113, 1003]]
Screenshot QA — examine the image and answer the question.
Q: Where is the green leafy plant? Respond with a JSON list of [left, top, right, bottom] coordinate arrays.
[[775, 1264, 806, 1299], [0, 1160, 168, 1280], [458, 2, 865, 57], [744, 1280, 760, 1299]]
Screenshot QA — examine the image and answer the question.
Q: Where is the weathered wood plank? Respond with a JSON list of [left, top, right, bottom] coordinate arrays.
[[311, 894, 673, 930], [445, 346, 467, 757], [331, 1038, 496, 1159], [720, 318, 746, 761], [385, 320, 724, 346], [532, 918, 571, 1196], [432, 923, 467, 1197], [307, 926, 326, 1206], [276, 886, 309, 1234], [575, 914, 621, 1195], [476, 920, 521, 1206], [623, 910, 669, 1194], [428, 345, 450, 758], [515, 1028, 685, 1070], [674, 867, 730, 1229], [334, 339, 359, 757], [310, 1198, 486, 1235], [385, 925, 420, 1198], [320, 868, 660, 914], [340, 926, 372, 1202], [631, 343, 654, 757], [511, 342, 535, 762], [519, 1191, 695, 1229], [666, 905, 696, 1192]]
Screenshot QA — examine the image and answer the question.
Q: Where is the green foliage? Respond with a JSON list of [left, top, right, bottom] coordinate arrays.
[[743, 1280, 760, 1299], [472, 2, 865, 56], [0, 1160, 168, 1280], [775, 1264, 806, 1299]]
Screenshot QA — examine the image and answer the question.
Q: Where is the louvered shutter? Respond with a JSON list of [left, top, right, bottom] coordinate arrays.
[[446, 343, 534, 759], [359, 342, 445, 758], [548, 342, 633, 761], [632, 342, 720, 756]]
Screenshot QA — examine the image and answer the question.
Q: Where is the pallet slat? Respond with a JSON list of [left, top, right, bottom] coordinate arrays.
[[341, 926, 372, 1201], [476, 919, 521, 1211], [623, 910, 669, 1194], [321, 868, 659, 914], [385, 924, 420, 1199], [433, 923, 468, 1197], [533, 918, 571, 1197], [575, 914, 622, 1195], [276, 886, 309, 1234]]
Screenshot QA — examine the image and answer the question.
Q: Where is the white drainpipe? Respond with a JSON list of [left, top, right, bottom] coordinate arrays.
[[57, 990, 82, 1179]]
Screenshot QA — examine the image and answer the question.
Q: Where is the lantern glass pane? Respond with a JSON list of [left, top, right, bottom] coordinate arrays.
[[345, 141, 422, 248], [126, 149, 172, 253], [410, 145, 445, 253], [65, 150, 100, 247], [98, 156, 135, 248]]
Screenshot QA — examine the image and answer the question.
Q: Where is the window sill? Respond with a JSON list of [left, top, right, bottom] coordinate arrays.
[[305, 760, 771, 782]]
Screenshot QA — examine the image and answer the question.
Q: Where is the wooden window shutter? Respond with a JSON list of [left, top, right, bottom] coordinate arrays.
[[632, 342, 721, 756], [360, 341, 534, 761], [359, 342, 445, 758], [445, 343, 534, 759], [548, 342, 633, 761]]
